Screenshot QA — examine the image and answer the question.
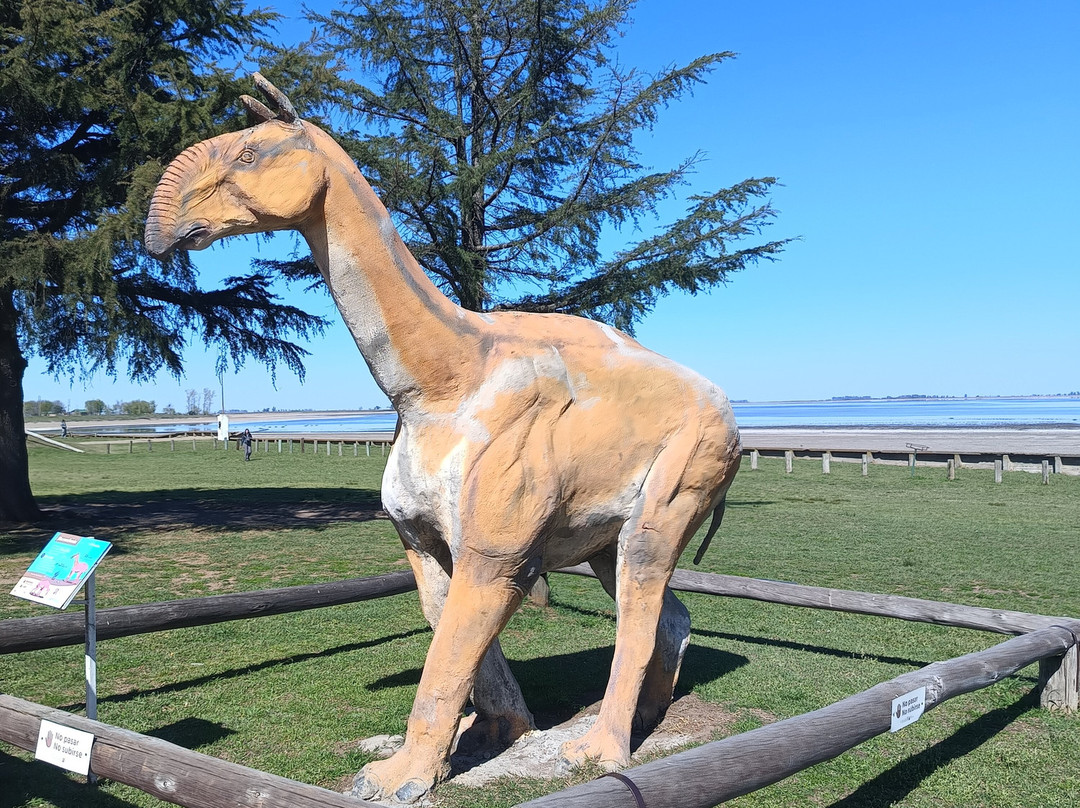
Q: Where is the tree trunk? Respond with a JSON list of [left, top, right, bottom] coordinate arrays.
[[0, 284, 40, 522]]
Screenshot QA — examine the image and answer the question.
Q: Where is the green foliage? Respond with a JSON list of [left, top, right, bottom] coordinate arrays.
[[84, 398, 106, 415], [22, 399, 63, 416], [120, 399, 155, 415], [273, 0, 790, 331], [0, 0, 332, 519], [1, 0, 327, 378]]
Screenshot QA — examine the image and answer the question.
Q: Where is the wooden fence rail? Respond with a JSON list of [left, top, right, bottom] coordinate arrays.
[[0, 694, 381, 808], [0, 571, 417, 655], [3, 563, 1077, 808], [515, 621, 1080, 808], [560, 564, 1069, 636]]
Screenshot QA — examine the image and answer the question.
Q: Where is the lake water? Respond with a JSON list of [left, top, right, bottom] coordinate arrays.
[[225, 397, 1080, 434]]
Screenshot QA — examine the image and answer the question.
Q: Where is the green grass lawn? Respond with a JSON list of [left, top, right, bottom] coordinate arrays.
[[2, 440, 1078, 807]]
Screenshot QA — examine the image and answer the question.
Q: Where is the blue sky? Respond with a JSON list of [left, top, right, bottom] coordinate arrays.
[[25, 0, 1079, 412]]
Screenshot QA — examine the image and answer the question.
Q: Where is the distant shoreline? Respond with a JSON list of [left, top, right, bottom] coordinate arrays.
[[25, 410, 1080, 456], [25, 409, 388, 431], [732, 394, 1080, 405]]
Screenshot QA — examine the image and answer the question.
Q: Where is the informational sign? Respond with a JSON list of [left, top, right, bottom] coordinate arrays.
[[35, 720, 95, 775], [890, 685, 927, 732], [10, 532, 111, 610], [217, 412, 230, 441]]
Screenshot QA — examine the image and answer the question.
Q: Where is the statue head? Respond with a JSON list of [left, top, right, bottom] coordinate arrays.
[[145, 74, 327, 259]]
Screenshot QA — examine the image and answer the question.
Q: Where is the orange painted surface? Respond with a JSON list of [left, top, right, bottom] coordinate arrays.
[[145, 76, 741, 803]]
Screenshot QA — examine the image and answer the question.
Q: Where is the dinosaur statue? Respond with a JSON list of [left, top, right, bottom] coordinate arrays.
[[145, 74, 741, 804]]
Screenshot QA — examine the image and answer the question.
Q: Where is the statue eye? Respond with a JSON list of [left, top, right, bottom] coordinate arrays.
[[238, 148, 256, 164]]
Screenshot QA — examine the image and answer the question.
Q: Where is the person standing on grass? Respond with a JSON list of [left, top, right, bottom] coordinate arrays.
[[60, 419, 68, 438], [240, 428, 253, 461]]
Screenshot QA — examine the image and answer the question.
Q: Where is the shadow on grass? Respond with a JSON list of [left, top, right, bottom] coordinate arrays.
[[59, 628, 430, 711], [727, 499, 779, 508], [550, 598, 932, 670], [146, 716, 236, 750], [691, 625, 933, 670], [0, 486, 387, 556], [827, 690, 1038, 807], [367, 642, 748, 730], [3, 493, 773, 557], [0, 750, 139, 808]]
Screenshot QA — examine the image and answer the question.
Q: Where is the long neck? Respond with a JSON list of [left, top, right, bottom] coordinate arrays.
[[298, 135, 487, 413]]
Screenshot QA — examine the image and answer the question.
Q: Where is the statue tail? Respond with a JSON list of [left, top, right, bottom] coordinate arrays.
[[692, 497, 728, 565]]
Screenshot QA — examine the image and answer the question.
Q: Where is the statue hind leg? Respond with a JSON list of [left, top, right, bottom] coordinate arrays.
[[587, 546, 691, 734]]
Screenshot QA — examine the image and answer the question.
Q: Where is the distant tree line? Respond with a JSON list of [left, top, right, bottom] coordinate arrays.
[[24, 398, 156, 417], [24, 385, 222, 419]]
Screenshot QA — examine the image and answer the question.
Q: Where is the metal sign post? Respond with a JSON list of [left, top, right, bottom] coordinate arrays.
[[84, 573, 98, 721], [76, 573, 99, 785]]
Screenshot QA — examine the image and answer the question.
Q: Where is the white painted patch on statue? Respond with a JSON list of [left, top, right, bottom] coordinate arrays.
[[890, 686, 926, 732], [36, 720, 94, 775]]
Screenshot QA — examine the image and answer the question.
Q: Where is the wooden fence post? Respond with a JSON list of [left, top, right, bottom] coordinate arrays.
[[300, 438, 305, 454], [278, 439, 282, 453], [193, 438, 197, 451], [1042, 460, 1050, 485], [170, 439, 175, 452], [1002, 454, 1011, 472], [528, 573, 551, 607], [366, 441, 371, 456], [128, 440, 133, 454], [338, 441, 343, 456], [908, 453, 916, 474], [750, 449, 758, 471], [1055, 456, 1063, 474], [861, 452, 869, 477], [994, 459, 1003, 484], [147, 439, 152, 452], [354, 442, 358, 457], [785, 450, 793, 474], [106, 442, 110, 455], [822, 452, 831, 474], [947, 458, 956, 480], [1039, 643, 1079, 712]]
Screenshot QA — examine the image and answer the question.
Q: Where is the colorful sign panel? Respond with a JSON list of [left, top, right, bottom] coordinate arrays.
[[10, 532, 111, 610]]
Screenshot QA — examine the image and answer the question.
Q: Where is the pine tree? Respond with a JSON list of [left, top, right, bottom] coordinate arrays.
[[0, 0, 327, 521], [293, 0, 789, 326]]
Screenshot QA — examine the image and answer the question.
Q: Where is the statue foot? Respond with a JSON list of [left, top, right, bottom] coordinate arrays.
[[454, 711, 532, 758], [558, 725, 629, 772], [351, 750, 449, 805]]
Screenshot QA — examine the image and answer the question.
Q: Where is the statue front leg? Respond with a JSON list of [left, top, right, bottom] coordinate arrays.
[[353, 554, 527, 803], [403, 546, 534, 748]]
